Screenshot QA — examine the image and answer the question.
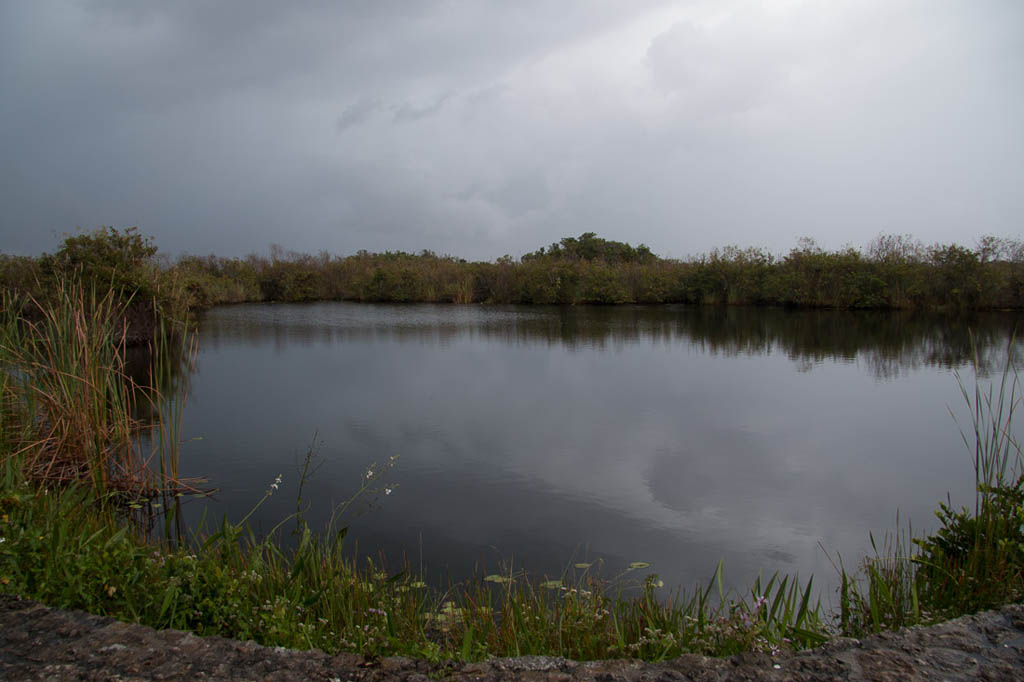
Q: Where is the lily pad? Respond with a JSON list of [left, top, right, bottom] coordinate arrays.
[[628, 561, 651, 570], [573, 562, 592, 569], [484, 574, 511, 584], [433, 601, 465, 622], [540, 580, 564, 590]]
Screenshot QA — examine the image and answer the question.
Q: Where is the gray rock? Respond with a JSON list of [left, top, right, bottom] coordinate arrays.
[[0, 595, 1022, 680]]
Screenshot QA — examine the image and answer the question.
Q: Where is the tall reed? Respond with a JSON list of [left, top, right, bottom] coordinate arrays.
[[0, 278, 189, 497], [838, 337, 1024, 635], [954, 339, 1024, 513]]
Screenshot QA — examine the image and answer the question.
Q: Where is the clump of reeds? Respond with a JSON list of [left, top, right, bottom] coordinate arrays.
[[837, 336, 1024, 636], [910, 346, 1024, 616], [833, 523, 923, 635], [0, 278, 189, 497]]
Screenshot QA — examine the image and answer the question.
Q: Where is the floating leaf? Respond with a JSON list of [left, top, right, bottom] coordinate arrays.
[[629, 562, 651, 570], [428, 607, 464, 625], [434, 601, 465, 622], [485, 574, 511, 584], [541, 580, 564, 590], [574, 562, 592, 569]]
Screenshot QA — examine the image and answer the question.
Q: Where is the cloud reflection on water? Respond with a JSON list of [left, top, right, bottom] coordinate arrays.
[[180, 304, 1020, 593]]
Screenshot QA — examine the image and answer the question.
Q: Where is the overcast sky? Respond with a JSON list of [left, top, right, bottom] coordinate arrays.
[[2, 1, 1022, 261]]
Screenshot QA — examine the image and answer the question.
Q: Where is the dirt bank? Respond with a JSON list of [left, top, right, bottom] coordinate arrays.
[[1, 595, 1022, 680]]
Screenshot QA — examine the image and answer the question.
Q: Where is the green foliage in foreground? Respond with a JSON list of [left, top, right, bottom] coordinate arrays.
[[0, 472, 829, 661]]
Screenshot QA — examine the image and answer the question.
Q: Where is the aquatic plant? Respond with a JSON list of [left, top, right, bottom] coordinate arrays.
[[0, 278, 193, 498], [836, 338, 1024, 636]]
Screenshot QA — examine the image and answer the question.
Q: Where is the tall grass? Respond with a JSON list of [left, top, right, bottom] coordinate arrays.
[[833, 524, 923, 635], [955, 342, 1024, 512], [0, 278, 190, 497], [837, 339, 1024, 636], [911, 346, 1024, 616], [449, 561, 826, 660]]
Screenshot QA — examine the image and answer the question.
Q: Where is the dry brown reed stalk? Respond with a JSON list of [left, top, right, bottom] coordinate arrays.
[[453, 277, 475, 304], [0, 278, 197, 498]]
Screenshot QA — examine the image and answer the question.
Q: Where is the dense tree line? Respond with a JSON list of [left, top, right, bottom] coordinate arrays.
[[4, 228, 1024, 315], [169, 231, 1024, 309]]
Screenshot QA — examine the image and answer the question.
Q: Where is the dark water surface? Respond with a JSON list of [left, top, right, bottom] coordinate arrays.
[[178, 303, 1022, 599]]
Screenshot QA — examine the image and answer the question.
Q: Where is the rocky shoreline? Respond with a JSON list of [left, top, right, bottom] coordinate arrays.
[[2, 594, 1023, 681]]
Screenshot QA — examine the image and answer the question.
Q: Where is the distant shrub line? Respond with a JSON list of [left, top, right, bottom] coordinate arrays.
[[4, 229, 1024, 322]]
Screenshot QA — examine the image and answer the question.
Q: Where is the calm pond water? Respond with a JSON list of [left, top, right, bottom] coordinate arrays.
[[177, 303, 1022, 600]]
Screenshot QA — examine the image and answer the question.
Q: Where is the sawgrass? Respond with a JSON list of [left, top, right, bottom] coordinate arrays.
[[1, 280, 159, 493]]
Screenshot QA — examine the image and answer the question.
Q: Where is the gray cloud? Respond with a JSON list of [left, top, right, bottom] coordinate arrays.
[[1, 0, 1022, 260], [392, 93, 452, 124], [336, 98, 381, 133]]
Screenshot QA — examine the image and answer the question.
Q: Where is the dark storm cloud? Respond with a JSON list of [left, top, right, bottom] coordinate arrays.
[[1, 0, 1022, 260]]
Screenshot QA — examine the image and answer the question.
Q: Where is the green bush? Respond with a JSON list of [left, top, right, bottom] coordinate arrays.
[[7, 229, 1024, 312]]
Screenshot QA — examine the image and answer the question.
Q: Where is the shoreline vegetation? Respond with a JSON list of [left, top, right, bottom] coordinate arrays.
[[0, 227, 1023, 662], [3, 228, 1024, 339]]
